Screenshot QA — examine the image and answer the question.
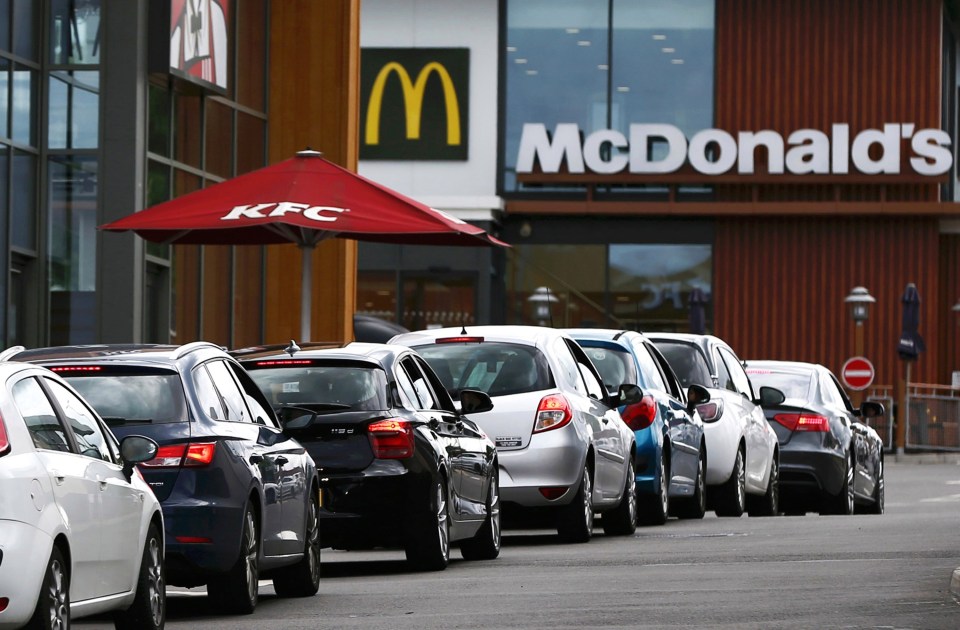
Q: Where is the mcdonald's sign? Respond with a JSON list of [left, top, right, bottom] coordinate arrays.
[[361, 48, 469, 160]]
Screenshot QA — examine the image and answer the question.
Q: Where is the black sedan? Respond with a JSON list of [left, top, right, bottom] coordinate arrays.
[[744, 360, 885, 515], [233, 341, 501, 570]]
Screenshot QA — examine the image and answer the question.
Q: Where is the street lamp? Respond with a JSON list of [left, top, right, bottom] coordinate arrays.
[[844, 287, 875, 405]]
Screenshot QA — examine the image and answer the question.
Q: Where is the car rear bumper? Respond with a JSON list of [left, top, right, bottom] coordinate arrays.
[[779, 440, 847, 497], [0, 520, 52, 627], [633, 427, 659, 495], [498, 428, 587, 507], [160, 497, 246, 586]]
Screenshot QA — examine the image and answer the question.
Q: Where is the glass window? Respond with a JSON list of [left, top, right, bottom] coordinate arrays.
[[48, 71, 99, 149], [12, 376, 71, 452], [0, 0, 10, 52], [552, 336, 586, 396], [11, 66, 36, 145], [654, 340, 712, 389], [0, 59, 8, 138], [357, 271, 398, 323], [63, 370, 187, 424], [193, 362, 225, 421], [632, 340, 667, 393], [579, 344, 637, 395], [49, 0, 101, 65], [744, 368, 814, 402], [416, 341, 554, 398], [394, 360, 420, 409], [11, 150, 34, 250], [820, 371, 847, 409], [713, 348, 735, 392], [508, 244, 607, 326], [45, 377, 111, 461], [13, 0, 37, 61], [247, 364, 387, 411], [647, 342, 684, 401], [148, 83, 171, 157], [399, 356, 438, 410], [206, 360, 250, 422], [718, 347, 752, 399]]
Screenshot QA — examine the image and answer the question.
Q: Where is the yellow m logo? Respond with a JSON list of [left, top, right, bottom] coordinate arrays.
[[365, 61, 462, 146]]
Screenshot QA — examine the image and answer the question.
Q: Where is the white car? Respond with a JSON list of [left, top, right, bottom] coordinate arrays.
[[0, 361, 165, 629], [648, 334, 781, 517], [391, 326, 639, 543]]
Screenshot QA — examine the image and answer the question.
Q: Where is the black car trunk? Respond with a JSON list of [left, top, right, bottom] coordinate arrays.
[[282, 408, 396, 473]]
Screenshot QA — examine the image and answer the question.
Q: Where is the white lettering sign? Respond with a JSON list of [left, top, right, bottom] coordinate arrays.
[[221, 202, 347, 222], [516, 123, 953, 176]]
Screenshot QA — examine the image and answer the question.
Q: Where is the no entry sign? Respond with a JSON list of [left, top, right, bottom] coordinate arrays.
[[841, 356, 875, 391]]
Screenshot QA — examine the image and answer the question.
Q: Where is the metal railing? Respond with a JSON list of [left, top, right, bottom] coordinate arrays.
[[864, 385, 895, 451], [904, 383, 960, 452]]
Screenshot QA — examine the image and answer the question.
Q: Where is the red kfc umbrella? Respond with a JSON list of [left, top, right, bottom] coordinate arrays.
[[101, 149, 507, 340]]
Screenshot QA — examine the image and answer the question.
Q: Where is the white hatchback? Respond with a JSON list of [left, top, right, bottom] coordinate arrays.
[[0, 361, 165, 629], [391, 326, 639, 543]]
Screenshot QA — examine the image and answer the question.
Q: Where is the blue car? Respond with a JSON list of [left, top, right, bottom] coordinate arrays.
[[567, 329, 709, 524]]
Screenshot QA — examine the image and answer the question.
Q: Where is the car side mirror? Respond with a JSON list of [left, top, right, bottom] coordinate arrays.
[[686, 384, 711, 412], [618, 383, 643, 407], [858, 401, 884, 418], [119, 435, 159, 479], [755, 386, 786, 407], [460, 388, 494, 414]]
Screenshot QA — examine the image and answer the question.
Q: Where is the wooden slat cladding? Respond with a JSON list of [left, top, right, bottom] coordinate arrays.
[[937, 234, 960, 383], [715, 0, 942, 203], [715, 217, 941, 390]]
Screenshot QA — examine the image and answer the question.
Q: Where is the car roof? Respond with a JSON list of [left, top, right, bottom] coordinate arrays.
[[232, 341, 408, 367], [745, 359, 825, 375], [565, 328, 644, 344], [391, 325, 564, 347], [9, 342, 227, 367]]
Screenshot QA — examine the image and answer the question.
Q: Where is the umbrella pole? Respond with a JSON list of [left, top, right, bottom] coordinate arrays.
[[300, 245, 312, 342]]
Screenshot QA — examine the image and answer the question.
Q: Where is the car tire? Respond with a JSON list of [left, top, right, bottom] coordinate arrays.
[[715, 446, 746, 517], [557, 464, 593, 544], [861, 458, 885, 515], [460, 473, 501, 560], [405, 478, 451, 571], [639, 453, 669, 526], [822, 450, 855, 516], [674, 449, 707, 520], [113, 523, 165, 630], [603, 458, 638, 536], [747, 456, 779, 517], [272, 487, 322, 597], [25, 546, 69, 630], [208, 502, 260, 614]]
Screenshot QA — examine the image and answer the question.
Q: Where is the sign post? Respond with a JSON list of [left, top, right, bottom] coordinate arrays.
[[842, 356, 875, 391]]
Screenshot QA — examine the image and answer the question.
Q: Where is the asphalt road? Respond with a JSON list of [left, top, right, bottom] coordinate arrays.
[[80, 461, 960, 629]]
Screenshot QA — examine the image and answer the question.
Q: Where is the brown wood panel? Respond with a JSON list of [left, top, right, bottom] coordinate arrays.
[[201, 246, 232, 345], [172, 245, 201, 344], [233, 246, 264, 348], [265, 0, 360, 344], [715, 0, 942, 203], [938, 234, 960, 383], [715, 217, 941, 394]]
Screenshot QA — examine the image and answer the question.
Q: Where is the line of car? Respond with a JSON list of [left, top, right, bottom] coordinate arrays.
[[0, 326, 885, 628]]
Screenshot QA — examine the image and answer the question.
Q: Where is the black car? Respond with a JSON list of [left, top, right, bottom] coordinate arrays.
[[744, 360, 885, 515], [233, 341, 501, 570], [13, 343, 321, 614]]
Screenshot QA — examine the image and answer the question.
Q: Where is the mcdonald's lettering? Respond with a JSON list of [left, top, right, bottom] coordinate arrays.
[[360, 48, 469, 161]]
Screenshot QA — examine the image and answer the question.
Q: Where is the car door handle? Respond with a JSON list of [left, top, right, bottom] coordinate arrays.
[[51, 470, 65, 486], [99, 479, 108, 491], [249, 454, 264, 465], [275, 456, 289, 466]]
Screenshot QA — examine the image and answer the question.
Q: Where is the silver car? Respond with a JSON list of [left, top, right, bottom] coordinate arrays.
[[390, 326, 639, 543]]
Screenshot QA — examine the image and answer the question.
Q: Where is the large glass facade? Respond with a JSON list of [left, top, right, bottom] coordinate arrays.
[[502, 0, 715, 193]]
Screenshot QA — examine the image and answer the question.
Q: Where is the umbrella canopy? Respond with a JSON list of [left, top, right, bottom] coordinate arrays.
[[101, 150, 506, 341], [897, 283, 925, 361], [688, 287, 708, 335]]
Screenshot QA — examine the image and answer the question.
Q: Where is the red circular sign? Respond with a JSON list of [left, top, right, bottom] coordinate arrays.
[[841, 356, 875, 391]]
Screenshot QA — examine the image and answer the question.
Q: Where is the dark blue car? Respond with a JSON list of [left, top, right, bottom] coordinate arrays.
[[14, 343, 321, 615]]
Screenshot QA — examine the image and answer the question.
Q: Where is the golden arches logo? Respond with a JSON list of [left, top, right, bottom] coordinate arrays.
[[365, 61, 462, 146]]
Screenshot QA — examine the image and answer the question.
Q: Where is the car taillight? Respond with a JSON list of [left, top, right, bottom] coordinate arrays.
[[0, 597, 7, 612], [621, 395, 657, 431], [435, 336, 484, 344], [0, 414, 9, 457], [533, 394, 572, 433], [140, 442, 217, 468], [774, 413, 829, 432], [696, 400, 724, 423], [368, 418, 414, 459]]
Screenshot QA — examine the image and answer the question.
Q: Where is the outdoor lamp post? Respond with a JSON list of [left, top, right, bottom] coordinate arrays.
[[528, 286, 558, 326], [844, 286, 875, 405]]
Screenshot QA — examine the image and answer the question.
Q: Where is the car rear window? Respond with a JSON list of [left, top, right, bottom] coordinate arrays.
[[654, 341, 714, 389], [745, 368, 815, 401], [60, 368, 188, 424], [579, 345, 637, 395], [246, 364, 388, 411], [415, 341, 554, 398]]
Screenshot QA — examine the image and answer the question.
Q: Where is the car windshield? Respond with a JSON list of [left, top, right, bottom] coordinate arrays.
[[579, 345, 637, 395], [415, 341, 554, 398], [654, 341, 714, 389], [746, 368, 815, 401], [247, 365, 387, 411], [64, 372, 188, 424]]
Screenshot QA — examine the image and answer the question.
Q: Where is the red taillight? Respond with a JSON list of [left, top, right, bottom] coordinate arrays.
[[367, 418, 414, 459], [0, 597, 8, 612], [621, 395, 657, 431], [533, 394, 572, 433], [539, 486, 568, 500], [0, 415, 9, 457], [140, 442, 217, 468], [175, 536, 212, 544], [253, 359, 312, 366], [49, 365, 102, 373], [435, 336, 484, 344], [774, 413, 829, 432], [696, 400, 724, 423]]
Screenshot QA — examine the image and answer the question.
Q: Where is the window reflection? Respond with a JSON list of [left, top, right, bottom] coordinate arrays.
[[11, 66, 36, 145], [49, 0, 101, 65], [13, 0, 38, 61], [11, 150, 36, 250], [0, 60, 8, 138], [48, 71, 99, 149]]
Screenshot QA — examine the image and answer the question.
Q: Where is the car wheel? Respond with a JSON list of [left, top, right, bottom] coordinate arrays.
[[675, 449, 707, 520], [715, 446, 746, 517], [208, 502, 260, 614], [640, 453, 669, 526], [863, 458, 885, 515], [557, 464, 594, 543], [460, 473, 502, 560], [823, 450, 855, 515], [272, 487, 322, 597], [114, 524, 165, 630], [26, 546, 69, 630], [603, 458, 638, 536], [405, 478, 451, 571], [748, 456, 779, 517]]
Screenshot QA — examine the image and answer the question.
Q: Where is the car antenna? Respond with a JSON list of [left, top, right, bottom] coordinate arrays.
[[285, 340, 300, 357], [460, 323, 468, 335]]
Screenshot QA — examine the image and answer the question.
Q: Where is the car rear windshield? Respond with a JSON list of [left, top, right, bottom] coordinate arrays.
[[247, 364, 388, 411], [579, 345, 637, 395], [62, 369, 188, 424], [746, 369, 814, 401], [415, 342, 554, 398], [654, 341, 714, 389]]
